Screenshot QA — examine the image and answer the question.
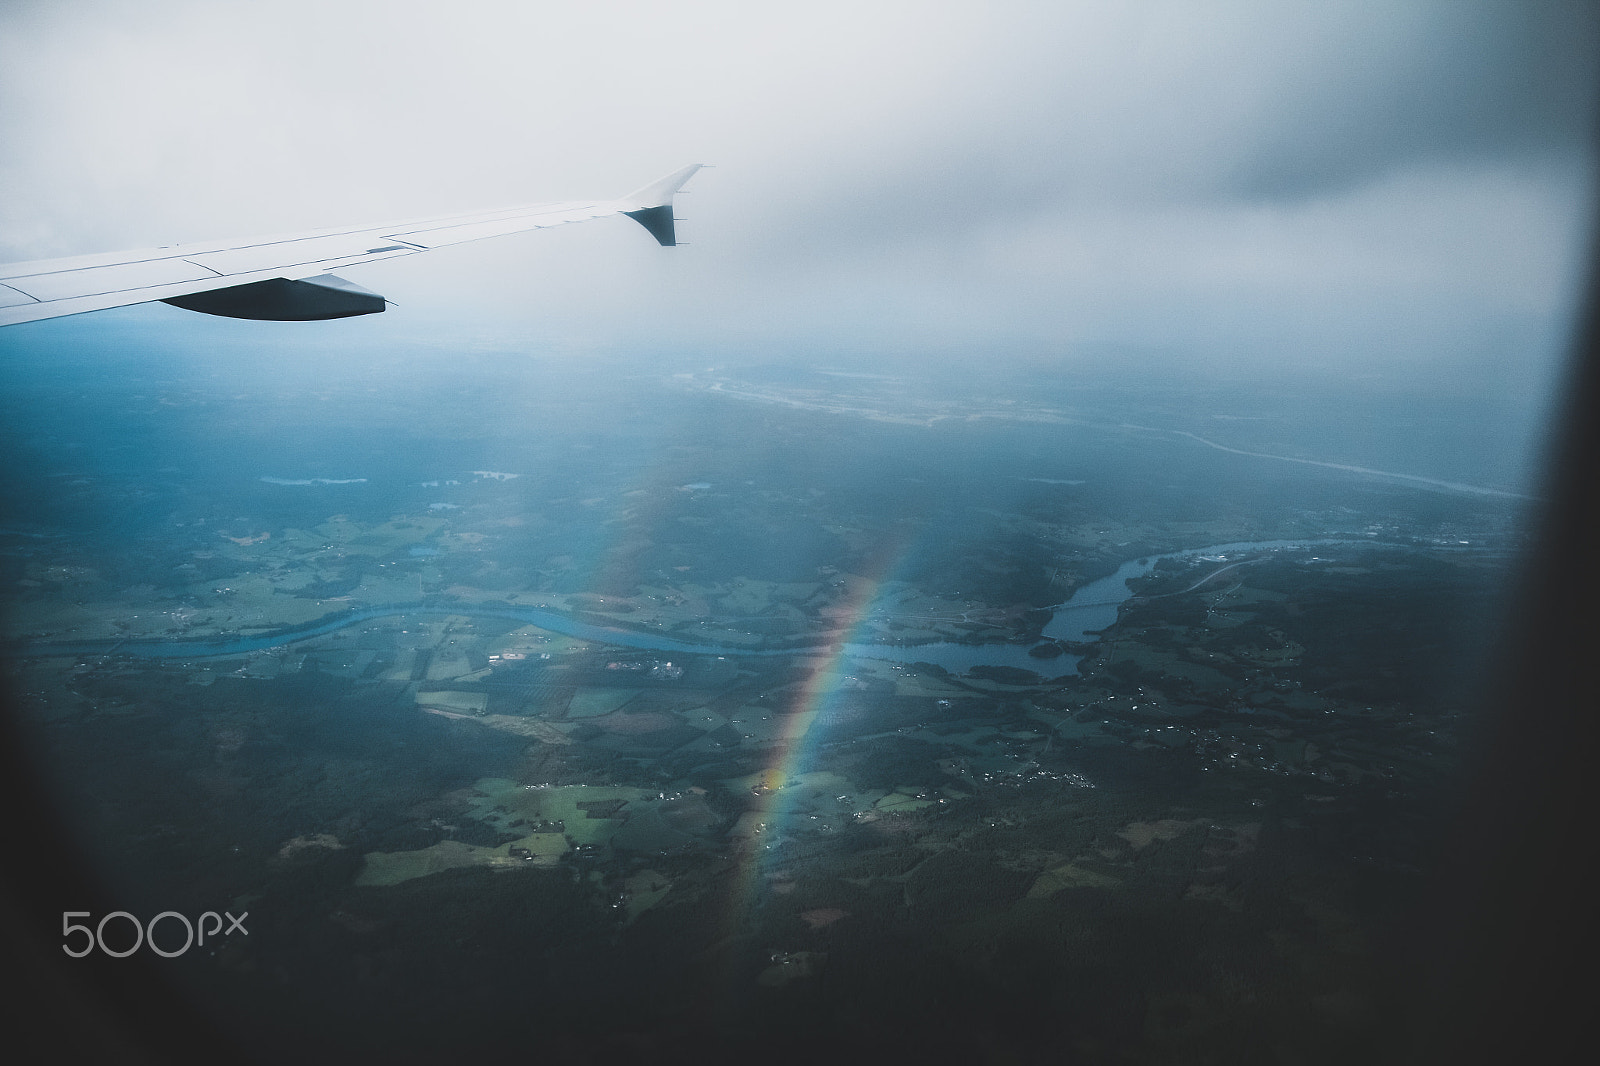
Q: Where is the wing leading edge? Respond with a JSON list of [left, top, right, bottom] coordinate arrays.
[[0, 164, 702, 327]]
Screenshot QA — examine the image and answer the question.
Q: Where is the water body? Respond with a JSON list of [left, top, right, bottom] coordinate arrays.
[[18, 539, 1401, 677], [842, 538, 1396, 676]]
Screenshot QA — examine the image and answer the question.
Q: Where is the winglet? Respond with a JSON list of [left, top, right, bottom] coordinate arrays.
[[621, 164, 704, 210], [619, 163, 703, 246]]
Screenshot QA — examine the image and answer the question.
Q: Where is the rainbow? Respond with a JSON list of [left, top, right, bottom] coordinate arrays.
[[556, 461, 932, 971], [710, 536, 915, 954]]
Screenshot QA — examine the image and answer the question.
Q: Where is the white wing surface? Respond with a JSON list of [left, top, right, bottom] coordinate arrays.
[[0, 164, 702, 327]]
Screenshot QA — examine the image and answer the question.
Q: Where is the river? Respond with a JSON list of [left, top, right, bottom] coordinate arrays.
[[16, 538, 1405, 678]]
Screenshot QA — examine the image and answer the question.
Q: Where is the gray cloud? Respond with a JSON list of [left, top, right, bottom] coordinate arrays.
[[753, 1, 1598, 250], [1220, 0, 1599, 199]]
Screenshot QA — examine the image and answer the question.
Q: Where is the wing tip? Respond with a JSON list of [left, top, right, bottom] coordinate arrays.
[[620, 164, 705, 210]]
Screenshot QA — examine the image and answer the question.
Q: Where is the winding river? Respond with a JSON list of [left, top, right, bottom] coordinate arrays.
[[15, 539, 1405, 677]]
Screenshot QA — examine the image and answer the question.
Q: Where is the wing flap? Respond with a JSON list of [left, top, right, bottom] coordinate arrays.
[[0, 284, 40, 309], [4, 258, 221, 302], [185, 232, 416, 276]]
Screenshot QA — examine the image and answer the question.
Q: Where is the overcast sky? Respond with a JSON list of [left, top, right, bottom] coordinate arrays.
[[1, 0, 1596, 396]]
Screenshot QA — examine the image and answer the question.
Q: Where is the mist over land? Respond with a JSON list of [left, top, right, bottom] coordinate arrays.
[[0, 334, 1533, 1061]]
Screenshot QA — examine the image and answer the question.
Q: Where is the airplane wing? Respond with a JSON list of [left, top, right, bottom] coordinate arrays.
[[0, 164, 702, 327]]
